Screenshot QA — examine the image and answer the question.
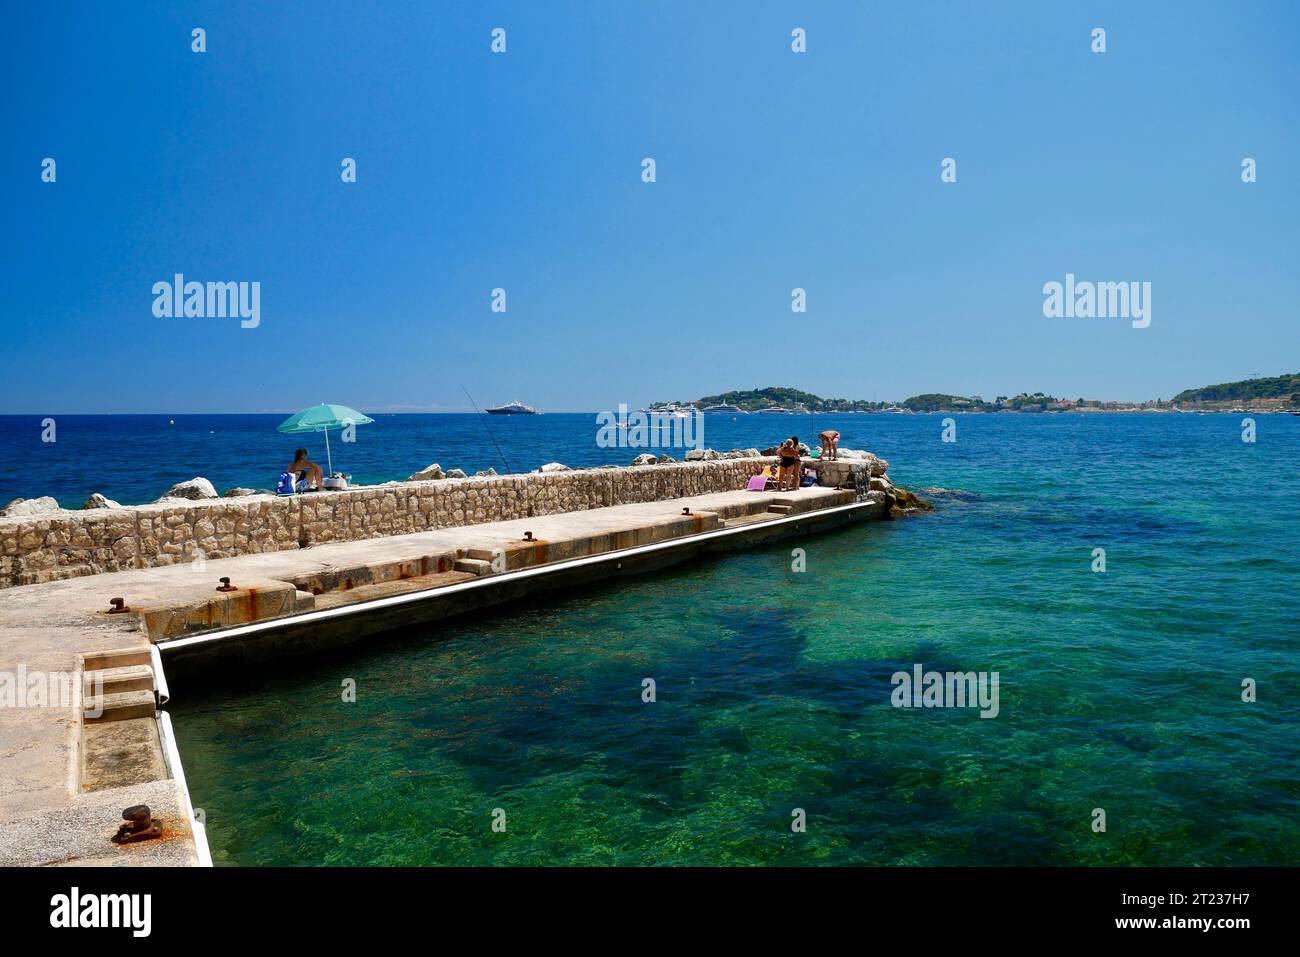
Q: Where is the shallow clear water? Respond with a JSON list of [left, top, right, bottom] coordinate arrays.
[[156, 413, 1298, 865]]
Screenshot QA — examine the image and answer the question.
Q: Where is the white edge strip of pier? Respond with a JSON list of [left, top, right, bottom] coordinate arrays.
[[159, 496, 879, 654], [156, 709, 214, 867], [149, 642, 170, 705]]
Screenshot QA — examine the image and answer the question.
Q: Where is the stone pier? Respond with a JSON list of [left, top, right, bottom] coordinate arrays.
[[0, 453, 917, 867]]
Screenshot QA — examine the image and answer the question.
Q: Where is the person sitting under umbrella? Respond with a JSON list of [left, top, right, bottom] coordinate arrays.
[[287, 448, 324, 492], [277, 403, 375, 487]]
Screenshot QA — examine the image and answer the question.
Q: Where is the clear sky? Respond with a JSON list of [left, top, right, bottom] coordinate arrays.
[[3, 0, 1297, 413]]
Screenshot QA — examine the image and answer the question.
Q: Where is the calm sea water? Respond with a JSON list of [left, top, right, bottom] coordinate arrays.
[[25, 412, 1296, 865], [3, 411, 915, 507]]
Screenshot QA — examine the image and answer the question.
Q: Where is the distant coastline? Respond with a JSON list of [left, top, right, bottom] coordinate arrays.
[[654, 375, 1300, 415]]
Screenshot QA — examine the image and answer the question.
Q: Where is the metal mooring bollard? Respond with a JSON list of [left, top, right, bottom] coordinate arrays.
[[523, 531, 535, 542], [216, 577, 237, 592], [112, 804, 162, 845], [107, 597, 130, 614], [682, 507, 691, 516]]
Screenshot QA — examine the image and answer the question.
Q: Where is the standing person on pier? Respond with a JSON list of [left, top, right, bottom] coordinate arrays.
[[777, 436, 802, 491], [819, 429, 840, 461]]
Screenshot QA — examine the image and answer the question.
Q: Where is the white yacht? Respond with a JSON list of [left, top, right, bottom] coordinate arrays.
[[486, 400, 540, 415]]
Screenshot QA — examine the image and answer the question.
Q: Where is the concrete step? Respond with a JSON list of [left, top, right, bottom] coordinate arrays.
[[722, 511, 782, 528], [312, 571, 479, 610], [285, 551, 459, 597], [453, 558, 495, 577], [767, 503, 795, 513], [84, 664, 153, 698], [461, 545, 533, 571], [137, 578, 315, 640], [80, 716, 168, 792], [85, 690, 156, 724], [81, 647, 151, 672]]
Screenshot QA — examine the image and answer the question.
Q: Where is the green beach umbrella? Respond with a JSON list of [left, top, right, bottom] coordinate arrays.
[[276, 403, 375, 476]]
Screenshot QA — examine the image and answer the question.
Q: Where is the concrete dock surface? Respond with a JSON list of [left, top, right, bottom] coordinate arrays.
[[0, 481, 889, 866]]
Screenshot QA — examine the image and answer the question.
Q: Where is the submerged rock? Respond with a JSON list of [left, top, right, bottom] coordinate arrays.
[[886, 486, 934, 518], [408, 463, 444, 481], [81, 493, 122, 509], [916, 487, 980, 502], [1, 496, 62, 518], [156, 477, 218, 502]]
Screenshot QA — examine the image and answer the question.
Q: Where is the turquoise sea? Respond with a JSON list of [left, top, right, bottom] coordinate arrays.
[[23, 412, 1292, 866]]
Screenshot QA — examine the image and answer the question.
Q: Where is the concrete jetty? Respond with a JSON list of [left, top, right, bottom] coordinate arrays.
[[0, 453, 921, 866]]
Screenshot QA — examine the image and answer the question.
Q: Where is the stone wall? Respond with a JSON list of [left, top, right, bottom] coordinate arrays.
[[0, 457, 881, 589]]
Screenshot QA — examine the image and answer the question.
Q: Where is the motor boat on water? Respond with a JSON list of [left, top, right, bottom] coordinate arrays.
[[486, 400, 540, 415]]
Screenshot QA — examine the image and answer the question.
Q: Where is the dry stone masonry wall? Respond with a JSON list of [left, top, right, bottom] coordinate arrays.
[[0, 455, 889, 588]]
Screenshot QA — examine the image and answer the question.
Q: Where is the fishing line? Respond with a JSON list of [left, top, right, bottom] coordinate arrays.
[[462, 385, 514, 474]]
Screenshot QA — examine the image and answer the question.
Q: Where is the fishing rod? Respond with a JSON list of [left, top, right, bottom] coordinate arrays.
[[462, 385, 514, 475]]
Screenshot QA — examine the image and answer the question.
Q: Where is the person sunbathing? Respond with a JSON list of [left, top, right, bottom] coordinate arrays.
[[287, 448, 324, 491]]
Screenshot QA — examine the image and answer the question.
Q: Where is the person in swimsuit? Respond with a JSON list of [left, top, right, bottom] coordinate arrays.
[[777, 436, 801, 491], [287, 448, 323, 492], [819, 429, 840, 461]]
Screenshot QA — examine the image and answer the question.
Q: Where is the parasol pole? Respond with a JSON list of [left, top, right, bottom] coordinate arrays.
[[323, 426, 333, 476]]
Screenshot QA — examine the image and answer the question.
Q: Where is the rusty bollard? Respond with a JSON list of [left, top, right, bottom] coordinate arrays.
[[216, 577, 237, 592], [523, 531, 535, 542], [112, 805, 162, 845], [107, 597, 130, 614], [682, 507, 691, 516]]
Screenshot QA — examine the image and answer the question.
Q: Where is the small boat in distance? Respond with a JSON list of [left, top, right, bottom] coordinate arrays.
[[486, 400, 540, 415]]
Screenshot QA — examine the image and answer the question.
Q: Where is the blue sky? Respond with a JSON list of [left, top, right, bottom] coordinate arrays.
[[3, 1, 1297, 412]]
